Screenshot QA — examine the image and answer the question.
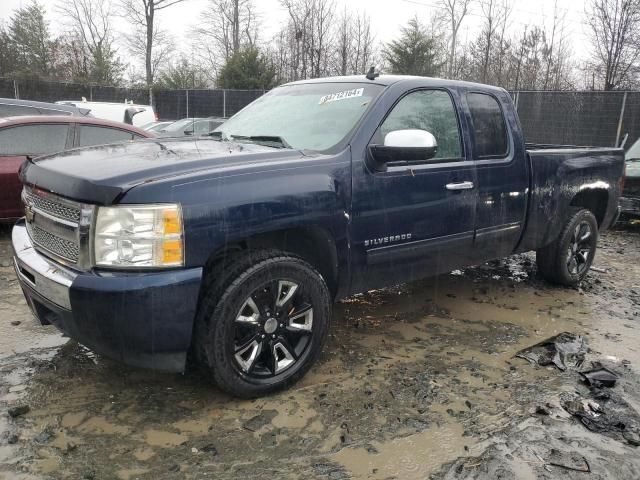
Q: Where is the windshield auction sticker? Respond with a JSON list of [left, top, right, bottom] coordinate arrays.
[[319, 88, 364, 105]]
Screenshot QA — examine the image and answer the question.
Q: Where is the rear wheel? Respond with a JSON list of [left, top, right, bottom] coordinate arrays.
[[194, 250, 331, 398], [536, 208, 598, 286]]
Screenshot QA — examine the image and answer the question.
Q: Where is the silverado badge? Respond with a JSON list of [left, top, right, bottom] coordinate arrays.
[[364, 234, 412, 247]]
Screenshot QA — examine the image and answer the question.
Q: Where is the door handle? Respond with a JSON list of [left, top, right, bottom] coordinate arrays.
[[445, 181, 474, 191]]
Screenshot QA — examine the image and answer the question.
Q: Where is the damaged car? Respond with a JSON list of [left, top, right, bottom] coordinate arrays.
[[12, 74, 625, 397]]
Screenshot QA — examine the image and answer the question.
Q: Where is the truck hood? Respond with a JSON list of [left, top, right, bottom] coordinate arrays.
[[21, 137, 306, 205]]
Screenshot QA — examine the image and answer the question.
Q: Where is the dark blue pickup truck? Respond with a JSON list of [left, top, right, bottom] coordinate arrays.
[[13, 75, 624, 397]]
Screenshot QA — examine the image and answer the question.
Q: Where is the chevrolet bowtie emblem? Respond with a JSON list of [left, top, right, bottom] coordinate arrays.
[[25, 204, 35, 223]]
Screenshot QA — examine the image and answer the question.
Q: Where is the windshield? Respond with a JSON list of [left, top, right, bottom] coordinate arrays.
[[163, 118, 201, 132], [214, 83, 384, 152]]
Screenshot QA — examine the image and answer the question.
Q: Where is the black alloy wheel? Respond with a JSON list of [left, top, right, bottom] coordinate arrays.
[[232, 280, 314, 378], [536, 208, 599, 286], [194, 250, 331, 397], [566, 220, 594, 277]]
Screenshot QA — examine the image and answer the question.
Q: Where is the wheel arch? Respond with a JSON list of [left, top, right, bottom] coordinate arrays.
[[569, 188, 609, 228], [203, 226, 340, 299]]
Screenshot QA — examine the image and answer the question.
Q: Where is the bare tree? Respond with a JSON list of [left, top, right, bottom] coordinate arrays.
[[56, 0, 122, 83], [195, 0, 259, 75], [351, 11, 375, 74], [332, 8, 374, 76], [586, 0, 640, 90], [477, 0, 511, 84], [119, 0, 188, 103], [540, 1, 573, 90], [440, 0, 472, 78], [278, 0, 336, 80]]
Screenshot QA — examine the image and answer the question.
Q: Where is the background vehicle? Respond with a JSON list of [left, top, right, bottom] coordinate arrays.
[[56, 100, 156, 127], [620, 138, 640, 218], [155, 117, 203, 136], [185, 117, 226, 136], [0, 98, 91, 117], [140, 121, 172, 133], [0, 116, 151, 221], [13, 75, 624, 397]]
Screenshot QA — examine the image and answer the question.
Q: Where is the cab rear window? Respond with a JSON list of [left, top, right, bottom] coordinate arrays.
[[467, 93, 509, 158]]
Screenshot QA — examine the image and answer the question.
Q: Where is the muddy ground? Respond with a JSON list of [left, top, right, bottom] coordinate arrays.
[[0, 222, 639, 480]]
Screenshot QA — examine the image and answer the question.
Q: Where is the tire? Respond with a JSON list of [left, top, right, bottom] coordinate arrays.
[[536, 208, 599, 286], [194, 249, 331, 398]]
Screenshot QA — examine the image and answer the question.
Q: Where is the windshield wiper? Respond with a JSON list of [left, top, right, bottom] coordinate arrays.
[[229, 135, 292, 149], [627, 157, 640, 163]]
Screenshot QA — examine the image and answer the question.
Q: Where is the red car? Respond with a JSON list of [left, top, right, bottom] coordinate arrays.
[[0, 116, 152, 221]]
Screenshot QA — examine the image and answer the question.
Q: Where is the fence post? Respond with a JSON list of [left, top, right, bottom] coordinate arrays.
[[615, 91, 628, 147], [222, 90, 227, 118], [13, 80, 19, 99], [514, 91, 520, 111], [89, 85, 93, 101], [186, 89, 189, 118]]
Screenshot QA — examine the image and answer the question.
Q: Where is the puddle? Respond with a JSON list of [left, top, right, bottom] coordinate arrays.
[[333, 423, 466, 479]]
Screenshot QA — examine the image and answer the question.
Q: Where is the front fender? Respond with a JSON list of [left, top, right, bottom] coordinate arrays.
[[122, 150, 352, 269]]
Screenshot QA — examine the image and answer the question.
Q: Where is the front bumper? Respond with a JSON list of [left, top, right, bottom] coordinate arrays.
[[620, 196, 640, 217], [12, 220, 203, 372]]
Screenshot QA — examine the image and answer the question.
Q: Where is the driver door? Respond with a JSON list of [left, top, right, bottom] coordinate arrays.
[[350, 88, 478, 292]]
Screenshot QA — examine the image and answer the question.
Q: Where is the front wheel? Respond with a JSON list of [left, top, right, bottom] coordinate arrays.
[[194, 250, 331, 398], [536, 208, 599, 286]]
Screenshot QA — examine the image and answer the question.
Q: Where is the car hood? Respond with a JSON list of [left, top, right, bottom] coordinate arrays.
[[21, 137, 306, 205]]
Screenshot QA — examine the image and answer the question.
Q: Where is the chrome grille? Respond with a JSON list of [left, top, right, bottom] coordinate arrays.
[[23, 187, 92, 269], [24, 191, 81, 223], [26, 223, 79, 262]]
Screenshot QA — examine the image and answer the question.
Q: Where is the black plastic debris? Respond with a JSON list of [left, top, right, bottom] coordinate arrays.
[[562, 393, 640, 447], [516, 332, 587, 371], [580, 366, 618, 388], [7, 405, 30, 418]]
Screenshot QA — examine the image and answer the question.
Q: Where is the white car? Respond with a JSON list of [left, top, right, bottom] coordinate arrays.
[[56, 99, 156, 127]]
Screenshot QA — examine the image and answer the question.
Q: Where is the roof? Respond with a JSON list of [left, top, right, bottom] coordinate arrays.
[[0, 115, 152, 137], [282, 74, 507, 93], [0, 97, 88, 115], [57, 100, 152, 108]]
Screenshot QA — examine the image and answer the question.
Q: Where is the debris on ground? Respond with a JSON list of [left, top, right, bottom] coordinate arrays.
[[535, 404, 552, 416], [546, 449, 591, 472], [562, 391, 640, 447], [516, 332, 587, 370], [7, 405, 30, 418], [580, 365, 619, 388]]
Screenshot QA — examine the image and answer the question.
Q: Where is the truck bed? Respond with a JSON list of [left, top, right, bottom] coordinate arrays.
[[515, 145, 624, 253]]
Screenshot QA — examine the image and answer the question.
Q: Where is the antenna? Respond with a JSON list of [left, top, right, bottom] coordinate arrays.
[[366, 65, 380, 81]]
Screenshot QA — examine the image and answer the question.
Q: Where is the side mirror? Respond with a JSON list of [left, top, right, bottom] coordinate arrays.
[[368, 129, 438, 171]]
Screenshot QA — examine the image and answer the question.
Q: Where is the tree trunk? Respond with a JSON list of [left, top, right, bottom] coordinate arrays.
[[146, 2, 154, 105], [233, 0, 240, 54]]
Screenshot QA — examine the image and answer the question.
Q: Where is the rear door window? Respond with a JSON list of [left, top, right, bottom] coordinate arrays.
[[467, 93, 509, 158], [78, 125, 139, 147], [0, 124, 69, 155]]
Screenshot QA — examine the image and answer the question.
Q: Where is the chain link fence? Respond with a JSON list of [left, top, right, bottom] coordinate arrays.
[[513, 90, 638, 148], [0, 77, 264, 122], [2, 77, 639, 148]]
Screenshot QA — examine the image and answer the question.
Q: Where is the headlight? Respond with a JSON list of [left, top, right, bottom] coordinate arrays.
[[94, 204, 184, 268]]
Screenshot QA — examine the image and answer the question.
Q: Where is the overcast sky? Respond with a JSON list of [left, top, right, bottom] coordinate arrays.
[[0, 0, 592, 65]]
